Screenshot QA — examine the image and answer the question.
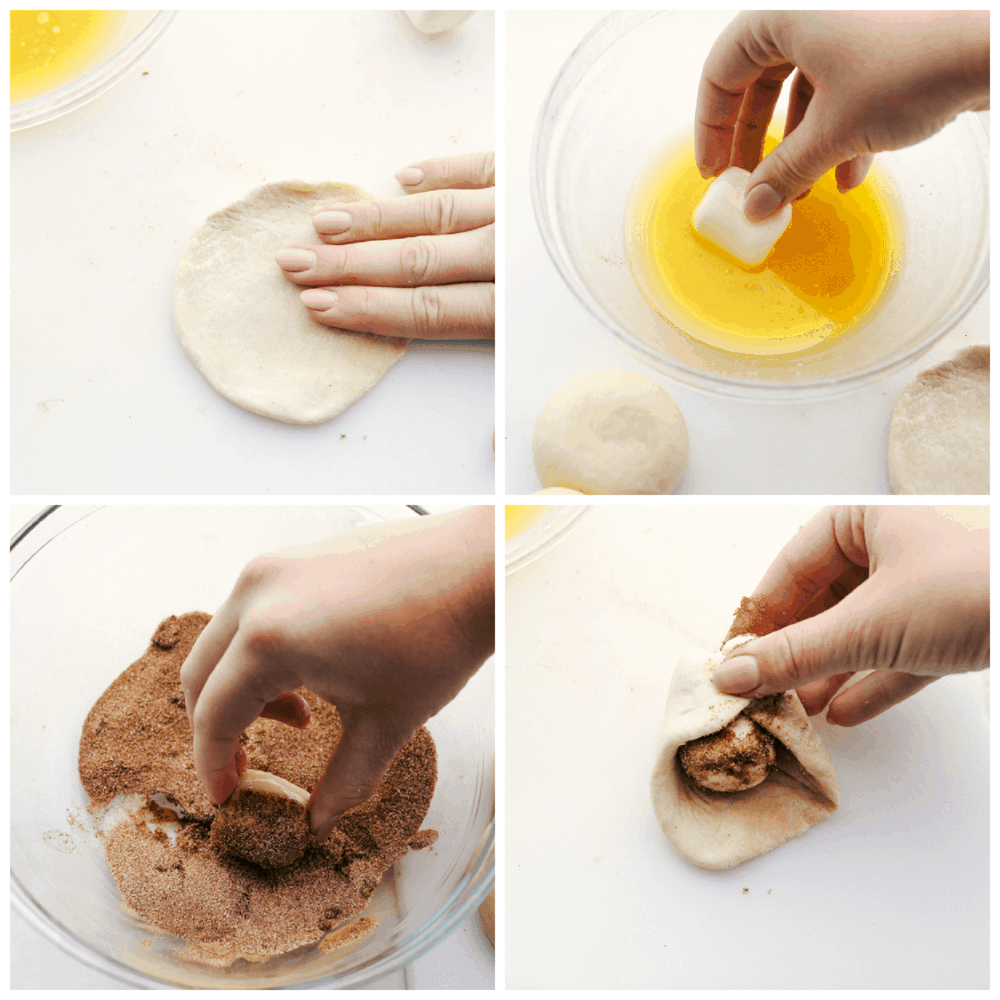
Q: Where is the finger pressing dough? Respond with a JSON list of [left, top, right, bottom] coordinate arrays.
[[887, 345, 989, 495], [533, 371, 689, 494], [651, 634, 839, 870], [173, 181, 408, 424]]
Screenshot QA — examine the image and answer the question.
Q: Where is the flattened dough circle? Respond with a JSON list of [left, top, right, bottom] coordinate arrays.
[[887, 345, 989, 495], [173, 181, 408, 424]]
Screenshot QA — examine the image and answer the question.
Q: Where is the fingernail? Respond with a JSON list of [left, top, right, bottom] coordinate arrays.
[[275, 247, 315, 271], [313, 210, 353, 235], [712, 655, 760, 694], [312, 812, 344, 843], [395, 166, 425, 187], [300, 289, 338, 310], [744, 183, 786, 222]]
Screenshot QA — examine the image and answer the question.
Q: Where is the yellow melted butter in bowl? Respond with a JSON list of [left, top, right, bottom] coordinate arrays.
[[10, 10, 125, 103], [627, 135, 903, 357], [504, 505, 546, 542]]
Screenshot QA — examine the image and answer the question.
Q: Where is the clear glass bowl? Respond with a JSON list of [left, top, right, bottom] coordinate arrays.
[[10, 505, 494, 989], [11, 11, 177, 131], [531, 11, 989, 401], [505, 505, 591, 576]]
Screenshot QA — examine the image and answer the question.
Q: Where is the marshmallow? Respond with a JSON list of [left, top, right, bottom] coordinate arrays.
[[692, 167, 792, 266]]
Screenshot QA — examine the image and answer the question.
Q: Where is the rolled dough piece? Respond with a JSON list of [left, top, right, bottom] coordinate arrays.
[[887, 345, 989, 495], [650, 635, 840, 870], [533, 371, 689, 494], [173, 181, 408, 424], [533, 487, 586, 495]]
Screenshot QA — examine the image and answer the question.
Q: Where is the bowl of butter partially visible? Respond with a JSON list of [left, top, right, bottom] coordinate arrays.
[[11, 10, 177, 131]]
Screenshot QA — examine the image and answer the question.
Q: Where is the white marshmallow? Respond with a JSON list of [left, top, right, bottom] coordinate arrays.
[[692, 167, 792, 266]]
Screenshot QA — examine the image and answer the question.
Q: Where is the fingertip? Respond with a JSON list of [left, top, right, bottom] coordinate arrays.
[[835, 154, 874, 194], [394, 166, 425, 188], [312, 814, 342, 844], [712, 654, 761, 695], [743, 183, 787, 222], [212, 765, 240, 807]]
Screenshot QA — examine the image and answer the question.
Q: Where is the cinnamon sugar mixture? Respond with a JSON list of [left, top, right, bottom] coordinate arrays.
[[78, 613, 438, 967]]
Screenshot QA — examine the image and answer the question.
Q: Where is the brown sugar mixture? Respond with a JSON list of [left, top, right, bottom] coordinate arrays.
[[78, 613, 438, 967], [678, 597, 791, 794], [210, 779, 313, 870]]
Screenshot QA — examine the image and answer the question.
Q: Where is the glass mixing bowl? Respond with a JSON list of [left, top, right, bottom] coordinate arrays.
[[11, 11, 177, 131], [11, 505, 494, 989], [505, 505, 591, 576], [532, 11, 989, 401]]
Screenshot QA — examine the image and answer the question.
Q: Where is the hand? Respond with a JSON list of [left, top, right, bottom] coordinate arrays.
[[712, 506, 988, 726], [179, 507, 494, 841], [695, 11, 990, 220], [275, 151, 495, 340]]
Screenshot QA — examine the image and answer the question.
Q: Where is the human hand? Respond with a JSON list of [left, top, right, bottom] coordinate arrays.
[[695, 11, 989, 220], [179, 507, 494, 841], [275, 151, 495, 340], [712, 506, 988, 726]]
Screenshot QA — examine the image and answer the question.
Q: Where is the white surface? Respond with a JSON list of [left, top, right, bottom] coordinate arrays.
[[505, 11, 989, 495], [10, 504, 493, 990], [12, 10, 495, 495], [506, 505, 989, 989]]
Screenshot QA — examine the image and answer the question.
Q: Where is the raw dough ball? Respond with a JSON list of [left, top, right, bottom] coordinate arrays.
[[211, 770, 313, 869], [405, 10, 474, 33], [692, 167, 792, 266], [533, 371, 689, 494], [533, 487, 585, 495], [887, 345, 988, 495], [174, 181, 408, 424], [678, 714, 777, 792]]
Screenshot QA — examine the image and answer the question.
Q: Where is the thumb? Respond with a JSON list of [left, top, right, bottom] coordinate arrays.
[[308, 708, 411, 843], [743, 103, 847, 220], [713, 582, 887, 697]]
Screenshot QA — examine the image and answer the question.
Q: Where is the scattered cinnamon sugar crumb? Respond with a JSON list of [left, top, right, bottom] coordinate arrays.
[[724, 597, 786, 643], [318, 917, 378, 952], [408, 829, 439, 850], [79, 613, 439, 967]]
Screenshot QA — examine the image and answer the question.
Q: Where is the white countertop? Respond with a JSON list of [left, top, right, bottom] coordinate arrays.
[[504, 11, 988, 495], [506, 505, 988, 988], [12, 11, 495, 496]]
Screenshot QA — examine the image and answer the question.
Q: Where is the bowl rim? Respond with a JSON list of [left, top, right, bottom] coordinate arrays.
[[505, 504, 592, 575], [530, 10, 990, 402], [11, 10, 179, 132], [10, 504, 495, 989]]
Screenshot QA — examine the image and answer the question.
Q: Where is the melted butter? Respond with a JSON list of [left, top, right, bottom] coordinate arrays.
[[628, 134, 902, 357], [11, 10, 124, 103], [505, 505, 546, 541]]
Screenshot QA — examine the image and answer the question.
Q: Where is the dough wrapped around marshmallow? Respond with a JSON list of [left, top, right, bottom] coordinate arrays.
[[650, 634, 839, 869]]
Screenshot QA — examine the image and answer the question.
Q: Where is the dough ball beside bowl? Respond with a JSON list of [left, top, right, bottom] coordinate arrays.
[[887, 345, 989, 495], [533, 370, 689, 494]]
